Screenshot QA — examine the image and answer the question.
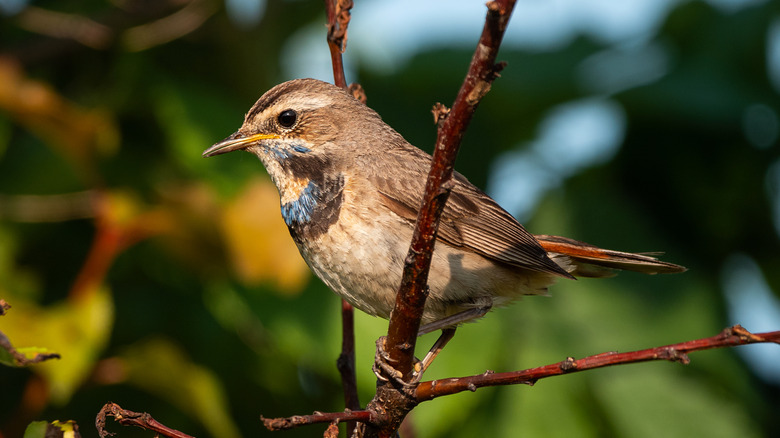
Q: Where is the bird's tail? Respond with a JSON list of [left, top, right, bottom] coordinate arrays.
[[535, 234, 686, 278]]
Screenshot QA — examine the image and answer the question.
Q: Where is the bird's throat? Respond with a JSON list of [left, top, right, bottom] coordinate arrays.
[[281, 179, 320, 227]]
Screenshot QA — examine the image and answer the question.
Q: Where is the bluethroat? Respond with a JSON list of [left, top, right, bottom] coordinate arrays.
[[203, 78, 684, 339]]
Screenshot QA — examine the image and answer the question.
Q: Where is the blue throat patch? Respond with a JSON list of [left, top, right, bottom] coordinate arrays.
[[281, 181, 320, 227], [291, 144, 311, 153], [264, 142, 310, 161]]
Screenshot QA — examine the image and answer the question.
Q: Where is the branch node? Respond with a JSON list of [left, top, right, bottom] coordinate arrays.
[[657, 348, 691, 365], [432, 102, 450, 125], [560, 356, 578, 372], [730, 324, 767, 343], [491, 61, 507, 79]]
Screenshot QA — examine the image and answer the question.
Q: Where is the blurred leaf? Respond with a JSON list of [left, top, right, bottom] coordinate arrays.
[[23, 420, 81, 438], [0, 286, 113, 404], [22, 421, 47, 438], [220, 177, 310, 293], [0, 332, 61, 367], [119, 338, 241, 438], [0, 58, 118, 177]]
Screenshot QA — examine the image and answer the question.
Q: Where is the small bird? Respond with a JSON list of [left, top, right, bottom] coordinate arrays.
[[203, 78, 684, 339]]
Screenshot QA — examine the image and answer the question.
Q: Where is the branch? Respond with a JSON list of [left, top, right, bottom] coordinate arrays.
[[415, 325, 780, 401], [323, 1, 361, 433], [337, 299, 361, 415], [384, 0, 516, 382], [96, 402, 195, 438], [262, 409, 372, 431], [263, 325, 780, 433], [323, 0, 353, 89]]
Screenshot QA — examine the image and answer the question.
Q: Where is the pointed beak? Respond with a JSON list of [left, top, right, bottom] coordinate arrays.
[[202, 132, 281, 157]]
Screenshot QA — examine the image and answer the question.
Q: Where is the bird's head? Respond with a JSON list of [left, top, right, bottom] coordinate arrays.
[[202, 79, 389, 170], [203, 79, 390, 228]]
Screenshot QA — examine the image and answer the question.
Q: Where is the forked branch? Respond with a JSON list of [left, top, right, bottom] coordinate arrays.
[[261, 325, 780, 432]]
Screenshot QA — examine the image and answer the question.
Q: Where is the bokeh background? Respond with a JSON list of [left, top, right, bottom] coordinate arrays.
[[1, 0, 779, 436]]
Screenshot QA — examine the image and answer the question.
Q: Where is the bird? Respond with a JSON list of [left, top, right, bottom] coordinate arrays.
[[202, 78, 685, 367]]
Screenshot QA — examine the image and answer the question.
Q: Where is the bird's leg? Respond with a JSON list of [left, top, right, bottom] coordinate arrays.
[[416, 306, 490, 375], [373, 306, 490, 389], [418, 306, 491, 336], [419, 328, 456, 375]]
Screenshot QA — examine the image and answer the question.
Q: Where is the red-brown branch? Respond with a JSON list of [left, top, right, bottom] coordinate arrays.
[[384, 0, 516, 382], [263, 325, 779, 433], [415, 325, 780, 401], [337, 299, 361, 433], [323, 0, 353, 89], [323, 2, 361, 434], [262, 409, 373, 431], [96, 402, 195, 438]]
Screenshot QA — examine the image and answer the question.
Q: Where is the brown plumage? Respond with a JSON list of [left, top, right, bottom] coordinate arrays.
[[203, 78, 685, 332]]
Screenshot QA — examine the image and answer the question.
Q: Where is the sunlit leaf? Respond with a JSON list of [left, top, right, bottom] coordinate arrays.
[[1, 286, 114, 404], [220, 177, 310, 293]]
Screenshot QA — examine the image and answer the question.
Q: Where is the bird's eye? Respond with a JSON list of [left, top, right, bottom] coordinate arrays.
[[277, 109, 297, 128]]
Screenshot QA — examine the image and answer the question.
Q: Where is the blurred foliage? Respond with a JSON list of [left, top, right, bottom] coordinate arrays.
[[0, 0, 779, 437]]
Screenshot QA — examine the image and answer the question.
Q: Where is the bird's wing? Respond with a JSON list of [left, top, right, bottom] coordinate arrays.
[[370, 147, 571, 278]]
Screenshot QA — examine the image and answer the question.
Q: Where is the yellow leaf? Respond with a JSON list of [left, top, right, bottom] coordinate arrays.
[[1, 287, 114, 404], [220, 177, 310, 294]]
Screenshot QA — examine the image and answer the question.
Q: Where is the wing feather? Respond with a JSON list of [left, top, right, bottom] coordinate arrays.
[[369, 147, 571, 278]]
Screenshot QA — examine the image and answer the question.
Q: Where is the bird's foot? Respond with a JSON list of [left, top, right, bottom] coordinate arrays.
[[372, 336, 422, 396]]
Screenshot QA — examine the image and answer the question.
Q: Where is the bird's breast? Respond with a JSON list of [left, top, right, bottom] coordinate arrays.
[[279, 173, 345, 243]]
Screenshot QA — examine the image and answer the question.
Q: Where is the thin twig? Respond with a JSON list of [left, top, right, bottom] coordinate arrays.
[[415, 325, 780, 401], [96, 402, 195, 438], [323, 2, 361, 433], [0, 331, 61, 366], [337, 300, 361, 429], [262, 409, 373, 431], [324, 0, 353, 89]]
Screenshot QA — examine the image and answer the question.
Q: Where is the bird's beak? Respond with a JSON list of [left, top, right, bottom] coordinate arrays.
[[202, 132, 280, 157]]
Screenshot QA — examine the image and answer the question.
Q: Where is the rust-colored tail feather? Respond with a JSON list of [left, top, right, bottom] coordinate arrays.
[[535, 234, 687, 278]]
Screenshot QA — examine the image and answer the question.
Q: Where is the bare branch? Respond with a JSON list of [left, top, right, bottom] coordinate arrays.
[[261, 409, 372, 431], [265, 325, 779, 434], [323, 0, 354, 89], [415, 325, 780, 401], [96, 402, 195, 438], [323, 1, 361, 432], [337, 300, 361, 411]]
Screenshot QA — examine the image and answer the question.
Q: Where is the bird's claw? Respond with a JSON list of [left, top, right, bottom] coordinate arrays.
[[372, 336, 422, 395]]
